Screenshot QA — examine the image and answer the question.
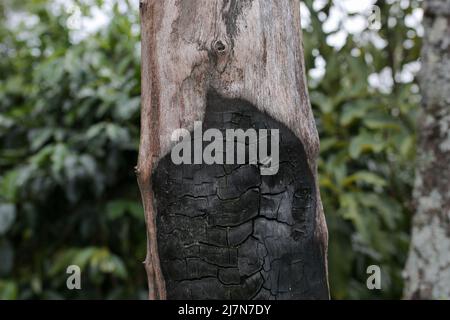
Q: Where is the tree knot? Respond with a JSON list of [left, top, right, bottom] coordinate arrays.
[[212, 39, 228, 55]]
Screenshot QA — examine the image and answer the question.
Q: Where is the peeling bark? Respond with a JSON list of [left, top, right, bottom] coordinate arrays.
[[138, 0, 328, 299], [404, 0, 450, 299]]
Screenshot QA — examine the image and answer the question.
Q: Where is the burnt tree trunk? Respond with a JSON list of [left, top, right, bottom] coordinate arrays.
[[404, 0, 450, 299], [137, 0, 329, 300]]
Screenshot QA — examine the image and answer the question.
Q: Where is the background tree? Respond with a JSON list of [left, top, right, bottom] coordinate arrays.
[[404, 0, 450, 299]]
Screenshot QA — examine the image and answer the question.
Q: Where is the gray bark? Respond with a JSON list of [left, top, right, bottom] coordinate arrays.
[[404, 0, 450, 299], [138, 0, 328, 299]]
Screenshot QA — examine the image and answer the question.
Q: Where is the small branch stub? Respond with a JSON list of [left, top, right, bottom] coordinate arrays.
[[213, 40, 227, 54], [211, 39, 230, 73]]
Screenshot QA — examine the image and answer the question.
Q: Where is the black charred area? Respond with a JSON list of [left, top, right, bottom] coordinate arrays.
[[152, 92, 328, 299]]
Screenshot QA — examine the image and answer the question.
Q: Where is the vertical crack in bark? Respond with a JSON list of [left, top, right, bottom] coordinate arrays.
[[220, 0, 254, 47]]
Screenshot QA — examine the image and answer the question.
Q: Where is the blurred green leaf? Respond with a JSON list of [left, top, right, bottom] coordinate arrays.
[[349, 133, 385, 159], [0, 203, 16, 235], [0, 281, 18, 300]]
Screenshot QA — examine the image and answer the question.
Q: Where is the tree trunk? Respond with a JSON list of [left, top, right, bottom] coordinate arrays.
[[404, 0, 450, 299], [138, 0, 329, 299]]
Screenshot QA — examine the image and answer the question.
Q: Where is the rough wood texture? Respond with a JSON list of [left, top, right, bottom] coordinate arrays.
[[138, 0, 328, 299], [404, 0, 450, 299]]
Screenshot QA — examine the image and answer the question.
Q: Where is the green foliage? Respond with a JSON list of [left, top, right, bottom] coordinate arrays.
[[302, 0, 421, 299], [0, 0, 421, 299], [0, 0, 146, 299]]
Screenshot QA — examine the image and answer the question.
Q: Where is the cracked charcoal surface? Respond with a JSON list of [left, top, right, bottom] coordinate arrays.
[[152, 92, 328, 299]]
